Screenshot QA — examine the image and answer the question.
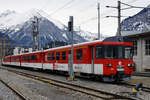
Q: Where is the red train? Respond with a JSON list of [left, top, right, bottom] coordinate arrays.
[[2, 36, 133, 82]]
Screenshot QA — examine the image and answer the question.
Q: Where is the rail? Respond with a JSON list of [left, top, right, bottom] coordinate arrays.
[[0, 67, 135, 100], [0, 78, 31, 100]]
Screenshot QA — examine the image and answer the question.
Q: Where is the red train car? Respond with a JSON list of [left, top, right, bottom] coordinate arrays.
[[2, 36, 134, 82]]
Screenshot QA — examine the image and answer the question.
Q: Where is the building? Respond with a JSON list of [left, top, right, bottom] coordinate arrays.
[[0, 40, 13, 60], [0, 42, 2, 60], [123, 31, 150, 72]]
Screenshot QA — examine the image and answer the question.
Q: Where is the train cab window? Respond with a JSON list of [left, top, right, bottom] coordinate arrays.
[[76, 49, 82, 60], [96, 46, 103, 59], [118, 46, 123, 59], [56, 52, 60, 60], [62, 51, 66, 60], [125, 46, 133, 59]]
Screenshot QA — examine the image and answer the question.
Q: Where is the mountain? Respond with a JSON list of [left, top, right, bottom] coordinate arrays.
[[74, 27, 109, 41], [0, 9, 91, 48], [120, 5, 150, 36]]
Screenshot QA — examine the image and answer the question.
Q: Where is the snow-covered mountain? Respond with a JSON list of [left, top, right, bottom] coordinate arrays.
[[121, 5, 150, 36], [0, 9, 101, 48]]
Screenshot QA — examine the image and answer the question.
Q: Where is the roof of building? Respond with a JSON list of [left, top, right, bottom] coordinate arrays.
[[122, 31, 150, 38]]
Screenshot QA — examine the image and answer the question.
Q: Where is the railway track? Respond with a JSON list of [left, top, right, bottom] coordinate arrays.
[[0, 78, 31, 100], [75, 73, 150, 94], [0, 67, 135, 100], [133, 73, 150, 77]]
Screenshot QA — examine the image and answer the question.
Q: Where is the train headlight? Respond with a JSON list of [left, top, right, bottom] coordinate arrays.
[[107, 63, 112, 67], [118, 61, 122, 66], [127, 64, 132, 67]]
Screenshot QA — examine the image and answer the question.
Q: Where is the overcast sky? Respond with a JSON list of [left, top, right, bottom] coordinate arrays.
[[0, 0, 150, 36]]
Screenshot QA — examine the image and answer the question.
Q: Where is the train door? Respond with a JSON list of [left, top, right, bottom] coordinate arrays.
[[40, 52, 44, 69], [19, 56, 21, 67], [91, 46, 94, 73], [94, 46, 103, 75]]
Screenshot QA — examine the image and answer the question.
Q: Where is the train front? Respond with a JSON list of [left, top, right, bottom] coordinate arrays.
[[100, 36, 134, 82]]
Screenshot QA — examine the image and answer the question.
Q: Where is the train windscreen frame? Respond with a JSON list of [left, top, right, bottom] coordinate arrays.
[[95, 45, 133, 59]]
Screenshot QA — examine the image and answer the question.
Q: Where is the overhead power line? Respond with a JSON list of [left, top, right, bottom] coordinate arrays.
[[79, 3, 96, 12], [50, 0, 75, 16], [121, 2, 146, 10], [106, 1, 147, 36], [40, 0, 50, 10], [79, 17, 98, 25], [125, 0, 140, 4]]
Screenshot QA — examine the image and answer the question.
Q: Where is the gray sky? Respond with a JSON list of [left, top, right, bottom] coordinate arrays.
[[0, 0, 149, 36]]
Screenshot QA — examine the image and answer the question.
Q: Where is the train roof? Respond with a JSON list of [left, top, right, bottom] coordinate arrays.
[[6, 36, 132, 57], [9, 39, 103, 56], [44, 39, 103, 52], [38, 36, 132, 52], [103, 36, 132, 42]]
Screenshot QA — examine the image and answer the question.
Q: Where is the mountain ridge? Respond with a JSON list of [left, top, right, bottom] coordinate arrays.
[[0, 9, 108, 48], [121, 4, 150, 36]]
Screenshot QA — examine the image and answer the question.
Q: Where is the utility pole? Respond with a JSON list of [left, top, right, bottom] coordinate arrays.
[[32, 16, 39, 51], [147, 10, 150, 25], [118, 1, 121, 36], [1, 40, 3, 58], [106, 1, 146, 36], [3, 39, 6, 57], [106, 1, 121, 36], [68, 16, 74, 80], [1, 39, 6, 58], [0, 40, 1, 60], [97, 3, 100, 39], [79, 26, 81, 35]]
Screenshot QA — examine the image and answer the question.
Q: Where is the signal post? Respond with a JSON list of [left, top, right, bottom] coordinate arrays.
[[68, 16, 74, 81]]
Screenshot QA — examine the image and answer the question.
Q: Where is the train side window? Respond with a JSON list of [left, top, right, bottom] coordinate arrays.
[[69, 50, 71, 54], [47, 53, 51, 61], [24, 56, 26, 61], [28, 56, 30, 61], [31, 55, 33, 61], [12, 57, 14, 61], [25, 56, 27, 61], [17, 57, 19, 61], [45, 54, 47, 61], [56, 52, 60, 60], [21, 56, 24, 61], [96, 46, 103, 59], [23, 56, 25, 61], [31, 55, 37, 61], [52, 52, 55, 60], [62, 51, 66, 60], [76, 49, 82, 60], [34, 55, 37, 61]]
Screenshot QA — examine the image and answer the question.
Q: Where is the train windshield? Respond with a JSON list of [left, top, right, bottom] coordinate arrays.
[[96, 45, 133, 59]]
